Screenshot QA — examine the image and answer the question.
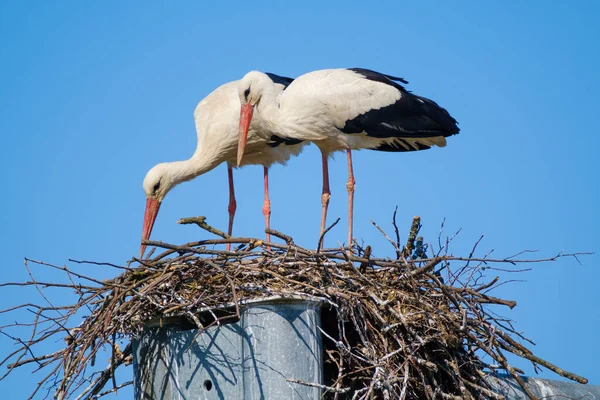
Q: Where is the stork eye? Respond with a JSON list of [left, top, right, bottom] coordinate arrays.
[[244, 87, 250, 100], [153, 181, 161, 194]]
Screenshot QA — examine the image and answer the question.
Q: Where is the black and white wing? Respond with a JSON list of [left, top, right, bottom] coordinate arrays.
[[341, 68, 459, 152]]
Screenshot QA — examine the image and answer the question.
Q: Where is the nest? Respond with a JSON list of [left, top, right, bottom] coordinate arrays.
[[0, 215, 588, 399]]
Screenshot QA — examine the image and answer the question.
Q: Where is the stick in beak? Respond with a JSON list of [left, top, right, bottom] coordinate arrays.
[[237, 103, 254, 166], [140, 198, 161, 258]]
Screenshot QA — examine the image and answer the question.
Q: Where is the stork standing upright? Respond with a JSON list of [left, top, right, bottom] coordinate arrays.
[[237, 68, 459, 251], [141, 75, 304, 257]]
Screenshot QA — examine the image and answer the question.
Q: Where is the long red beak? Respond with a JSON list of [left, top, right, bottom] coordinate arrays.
[[237, 103, 254, 166], [140, 198, 161, 258]]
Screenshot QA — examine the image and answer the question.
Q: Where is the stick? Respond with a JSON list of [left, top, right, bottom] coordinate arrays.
[[403, 216, 421, 257], [177, 216, 230, 238]]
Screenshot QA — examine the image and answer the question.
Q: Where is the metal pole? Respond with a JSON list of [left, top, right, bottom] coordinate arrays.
[[486, 374, 600, 399], [134, 297, 323, 399], [133, 297, 599, 399]]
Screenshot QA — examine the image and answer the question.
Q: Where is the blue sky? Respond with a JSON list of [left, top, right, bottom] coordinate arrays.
[[1, 1, 598, 398]]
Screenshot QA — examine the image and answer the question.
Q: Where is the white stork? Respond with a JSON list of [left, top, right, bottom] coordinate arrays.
[[237, 68, 459, 251], [141, 75, 305, 257]]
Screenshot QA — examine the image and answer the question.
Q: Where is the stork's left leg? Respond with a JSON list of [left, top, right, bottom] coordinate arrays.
[[227, 165, 237, 252], [263, 166, 272, 247], [320, 151, 331, 236], [346, 148, 356, 254]]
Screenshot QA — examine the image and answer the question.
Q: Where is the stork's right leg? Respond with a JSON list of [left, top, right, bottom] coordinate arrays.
[[320, 151, 331, 235], [346, 148, 356, 255], [263, 166, 272, 247], [227, 165, 236, 251]]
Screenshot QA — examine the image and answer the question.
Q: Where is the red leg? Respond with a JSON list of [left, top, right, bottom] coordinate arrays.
[[263, 166, 271, 247], [227, 165, 236, 251], [320, 151, 331, 235], [346, 148, 355, 254]]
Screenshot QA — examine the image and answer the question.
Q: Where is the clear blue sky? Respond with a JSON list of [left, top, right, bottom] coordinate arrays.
[[1, 1, 598, 398]]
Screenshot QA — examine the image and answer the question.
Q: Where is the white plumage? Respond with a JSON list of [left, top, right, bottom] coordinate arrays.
[[140, 78, 305, 257], [237, 68, 459, 251]]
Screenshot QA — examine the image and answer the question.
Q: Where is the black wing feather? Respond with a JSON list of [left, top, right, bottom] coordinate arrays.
[[348, 68, 409, 89], [372, 140, 432, 153], [344, 94, 459, 137], [341, 69, 459, 146], [265, 72, 294, 89], [267, 135, 303, 148]]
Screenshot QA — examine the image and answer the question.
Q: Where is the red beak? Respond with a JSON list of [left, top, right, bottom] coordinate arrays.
[[237, 103, 254, 166], [140, 198, 161, 258]]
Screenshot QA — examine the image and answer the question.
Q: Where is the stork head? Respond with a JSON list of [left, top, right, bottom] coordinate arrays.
[[140, 163, 174, 258], [237, 71, 271, 166]]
